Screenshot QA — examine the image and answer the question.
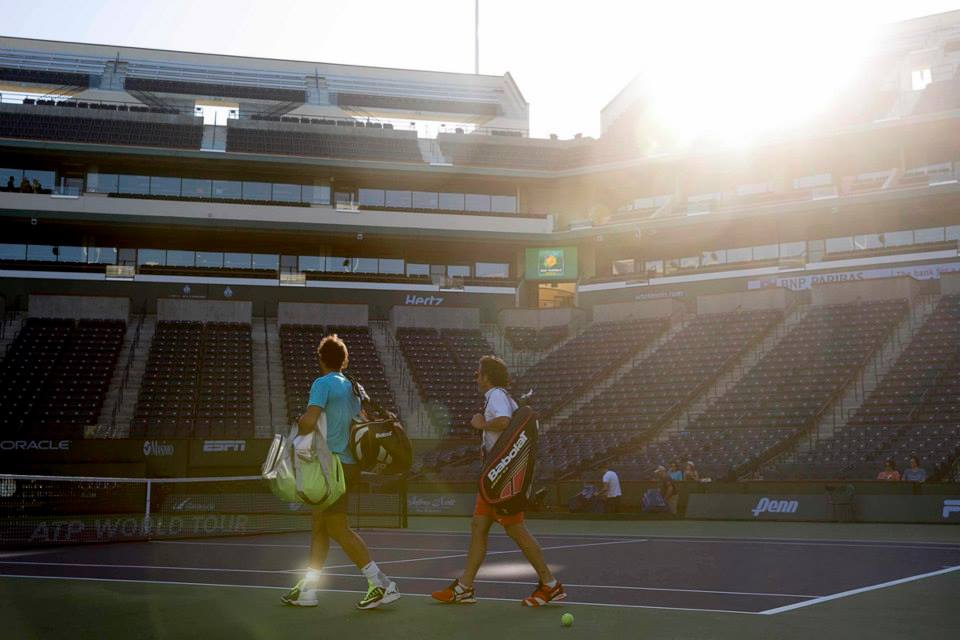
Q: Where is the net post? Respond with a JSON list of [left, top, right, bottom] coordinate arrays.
[[143, 479, 152, 537], [400, 473, 408, 529]]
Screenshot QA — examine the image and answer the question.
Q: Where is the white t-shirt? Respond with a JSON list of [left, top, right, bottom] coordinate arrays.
[[482, 387, 518, 452], [602, 470, 622, 498]]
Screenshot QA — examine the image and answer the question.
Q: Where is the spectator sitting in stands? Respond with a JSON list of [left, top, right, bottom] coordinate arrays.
[[654, 465, 678, 515], [877, 458, 900, 481], [668, 461, 683, 481], [19, 177, 32, 193], [901, 456, 926, 483], [684, 461, 700, 482], [4, 176, 13, 192], [568, 482, 601, 513]]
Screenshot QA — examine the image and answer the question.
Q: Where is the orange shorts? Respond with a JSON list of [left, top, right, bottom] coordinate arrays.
[[473, 493, 524, 527]]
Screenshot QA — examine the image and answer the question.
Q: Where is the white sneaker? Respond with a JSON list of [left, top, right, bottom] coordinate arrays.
[[281, 577, 319, 607], [356, 580, 401, 610], [382, 581, 401, 605]]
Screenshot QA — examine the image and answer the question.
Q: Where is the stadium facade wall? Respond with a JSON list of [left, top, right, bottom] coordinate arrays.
[[0, 277, 515, 322], [0, 191, 553, 236], [277, 302, 368, 327], [591, 298, 683, 323], [29, 294, 129, 320], [942, 271, 960, 295], [390, 305, 480, 329], [811, 276, 921, 305], [696, 288, 792, 315], [498, 307, 587, 329], [156, 299, 252, 323]]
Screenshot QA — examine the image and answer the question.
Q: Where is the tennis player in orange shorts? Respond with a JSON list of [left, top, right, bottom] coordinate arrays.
[[431, 355, 565, 607]]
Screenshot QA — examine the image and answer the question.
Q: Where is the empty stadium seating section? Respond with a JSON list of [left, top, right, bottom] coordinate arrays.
[[605, 300, 908, 480], [541, 310, 783, 478], [504, 326, 567, 352], [280, 325, 396, 423], [396, 328, 493, 436], [770, 295, 960, 480], [513, 318, 669, 420], [0, 318, 124, 437], [131, 322, 253, 438], [226, 123, 422, 162], [0, 108, 202, 149]]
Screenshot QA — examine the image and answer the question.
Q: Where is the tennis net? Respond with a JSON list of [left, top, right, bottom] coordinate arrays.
[[0, 473, 407, 547]]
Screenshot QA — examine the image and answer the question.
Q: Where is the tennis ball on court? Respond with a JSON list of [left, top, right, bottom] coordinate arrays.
[[561, 613, 574, 627]]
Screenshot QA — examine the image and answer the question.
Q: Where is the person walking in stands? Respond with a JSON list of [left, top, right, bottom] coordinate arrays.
[[877, 458, 900, 481], [684, 460, 700, 482], [19, 177, 31, 193], [31, 178, 42, 193], [602, 467, 622, 513], [432, 355, 565, 607], [902, 456, 927, 483], [5, 176, 13, 192], [281, 334, 400, 610]]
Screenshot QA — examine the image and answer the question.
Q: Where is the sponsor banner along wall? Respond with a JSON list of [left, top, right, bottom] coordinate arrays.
[[748, 261, 960, 292], [686, 494, 830, 521], [406, 493, 476, 515], [0, 438, 187, 477], [686, 492, 960, 523]]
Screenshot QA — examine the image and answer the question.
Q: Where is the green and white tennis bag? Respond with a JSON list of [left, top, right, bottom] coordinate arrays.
[[262, 413, 346, 510]]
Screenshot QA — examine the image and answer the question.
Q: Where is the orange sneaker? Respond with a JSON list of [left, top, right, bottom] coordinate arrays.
[[431, 579, 477, 604], [521, 581, 566, 607]]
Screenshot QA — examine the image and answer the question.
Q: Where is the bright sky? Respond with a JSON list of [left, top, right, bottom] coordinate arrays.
[[3, 0, 959, 139]]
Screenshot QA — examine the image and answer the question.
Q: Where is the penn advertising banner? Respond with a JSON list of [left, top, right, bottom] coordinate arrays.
[[686, 493, 960, 523]]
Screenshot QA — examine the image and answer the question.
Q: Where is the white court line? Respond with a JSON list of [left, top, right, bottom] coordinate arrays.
[[759, 565, 960, 615], [0, 560, 298, 575], [358, 528, 960, 548], [0, 560, 814, 598], [0, 573, 762, 615], [322, 537, 647, 570], [152, 541, 467, 552], [647, 538, 960, 551], [317, 572, 817, 598]]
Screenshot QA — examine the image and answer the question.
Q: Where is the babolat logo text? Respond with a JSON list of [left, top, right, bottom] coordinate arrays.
[[751, 497, 799, 517], [202, 440, 246, 453], [942, 499, 960, 520], [142, 441, 175, 457], [0, 440, 70, 451], [487, 431, 528, 483], [404, 295, 444, 306]]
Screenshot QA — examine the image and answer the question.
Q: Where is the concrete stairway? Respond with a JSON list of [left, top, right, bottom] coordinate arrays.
[[541, 317, 691, 432], [251, 317, 288, 438], [369, 320, 436, 438], [98, 315, 156, 437], [0, 312, 25, 362], [657, 303, 811, 440]]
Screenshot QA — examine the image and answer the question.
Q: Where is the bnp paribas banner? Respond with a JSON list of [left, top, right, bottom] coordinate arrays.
[[748, 261, 960, 291]]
